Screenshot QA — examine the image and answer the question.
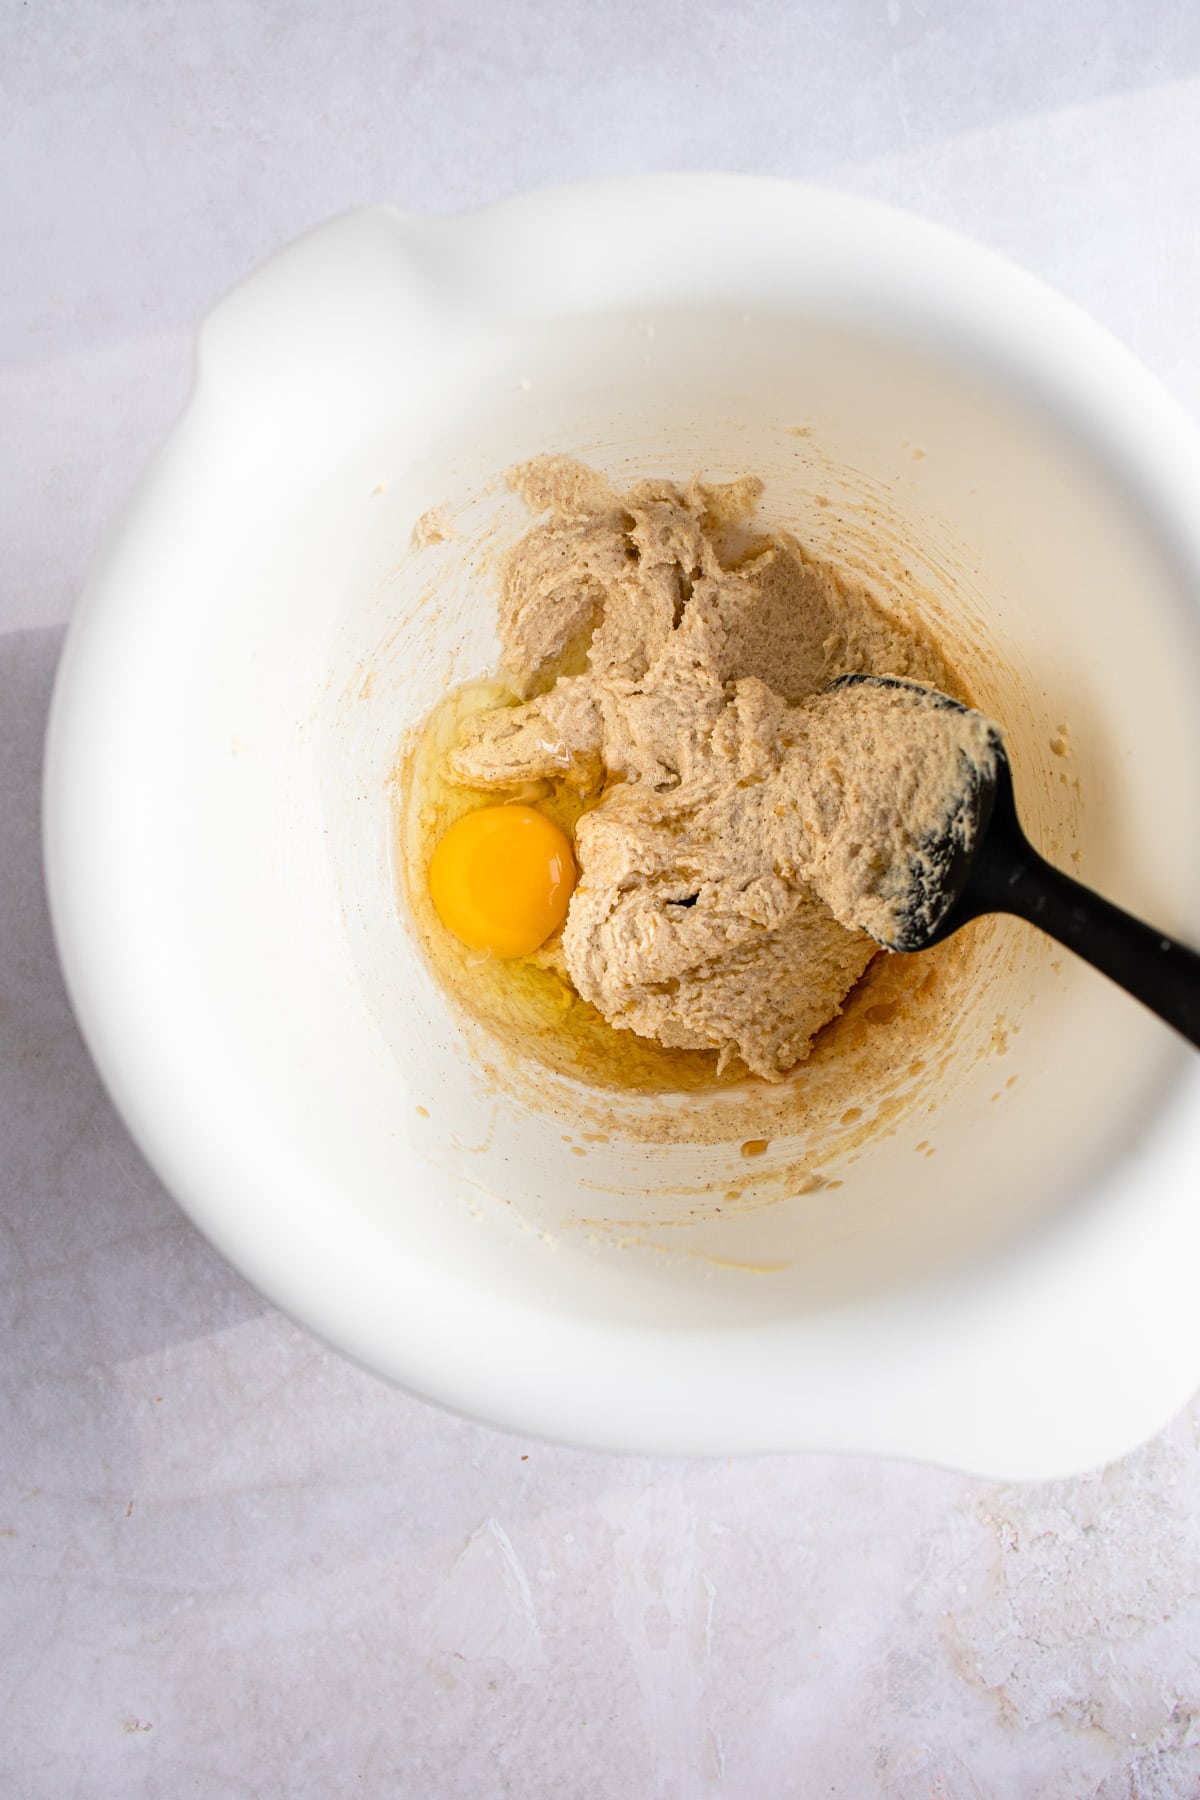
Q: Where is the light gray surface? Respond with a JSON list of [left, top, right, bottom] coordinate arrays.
[[4, 5, 1200, 1796]]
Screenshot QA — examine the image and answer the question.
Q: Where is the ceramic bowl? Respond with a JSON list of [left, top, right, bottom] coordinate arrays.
[[45, 177, 1200, 1476]]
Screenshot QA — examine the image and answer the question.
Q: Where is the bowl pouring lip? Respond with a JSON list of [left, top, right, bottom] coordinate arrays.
[[41, 176, 1200, 1477]]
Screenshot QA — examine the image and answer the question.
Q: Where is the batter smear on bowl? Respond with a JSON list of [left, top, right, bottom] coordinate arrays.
[[409, 455, 980, 1085]]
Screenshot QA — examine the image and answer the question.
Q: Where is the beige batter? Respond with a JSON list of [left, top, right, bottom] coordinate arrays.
[[790, 678, 1000, 948], [446, 456, 996, 1081]]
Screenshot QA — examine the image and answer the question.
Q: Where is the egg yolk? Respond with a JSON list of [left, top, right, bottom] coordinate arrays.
[[428, 804, 577, 959]]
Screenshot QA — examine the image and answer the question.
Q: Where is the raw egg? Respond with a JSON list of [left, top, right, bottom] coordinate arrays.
[[428, 804, 576, 959]]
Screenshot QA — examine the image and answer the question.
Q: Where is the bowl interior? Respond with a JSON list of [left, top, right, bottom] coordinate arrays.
[[168, 304, 1200, 1328]]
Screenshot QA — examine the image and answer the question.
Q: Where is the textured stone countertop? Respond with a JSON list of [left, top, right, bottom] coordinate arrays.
[[3, 4, 1199, 1795]]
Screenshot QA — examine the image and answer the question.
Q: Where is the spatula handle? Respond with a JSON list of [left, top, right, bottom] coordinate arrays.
[[985, 845, 1200, 1049]]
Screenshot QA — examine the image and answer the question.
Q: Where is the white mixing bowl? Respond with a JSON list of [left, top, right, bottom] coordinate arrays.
[[44, 177, 1200, 1477]]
